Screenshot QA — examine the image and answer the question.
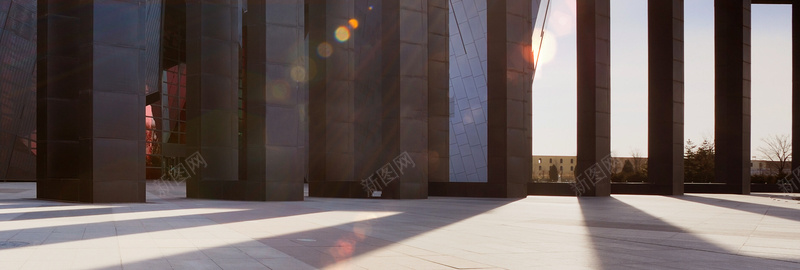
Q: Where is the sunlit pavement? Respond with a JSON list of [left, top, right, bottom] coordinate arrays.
[[0, 182, 798, 269]]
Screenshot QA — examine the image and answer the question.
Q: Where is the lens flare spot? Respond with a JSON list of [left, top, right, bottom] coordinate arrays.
[[269, 81, 290, 101], [335, 26, 350, 42], [532, 30, 558, 67], [348, 19, 359, 29], [330, 238, 356, 261], [291, 66, 306, 82], [317, 42, 333, 58]]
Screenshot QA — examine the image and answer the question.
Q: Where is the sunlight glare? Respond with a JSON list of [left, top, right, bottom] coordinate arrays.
[[532, 30, 558, 67]]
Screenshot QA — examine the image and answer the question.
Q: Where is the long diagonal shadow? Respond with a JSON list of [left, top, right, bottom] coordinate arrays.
[[0, 199, 328, 244], [1, 189, 517, 269], [8, 182, 800, 269], [577, 196, 800, 269], [3, 207, 114, 221], [243, 197, 520, 269], [673, 194, 800, 222], [102, 197, 518, 269]]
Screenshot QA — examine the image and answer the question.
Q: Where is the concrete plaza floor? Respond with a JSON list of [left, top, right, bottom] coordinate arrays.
[[0, 182, 798, 269]]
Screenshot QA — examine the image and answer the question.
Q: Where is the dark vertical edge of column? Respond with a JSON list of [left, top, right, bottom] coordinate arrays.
[[185, 0, 202, 198], [742, 1, 751, 195], [307, 0, 327, 196], [714, 0, 751, 194], [184, 0, 201, 198], [380, 0, 399, 197], [76, 0, 93, 203], [673, 0, 686, 195], [486, 0, 508, 195], [291, 0, 307, 201], [353, 0, 368, 188], [794, 2, 800, 172], [576, 0, 595, 192], [245, 0, 267, 201], [523, 0, 535, 198], [139, 0, 149, 202], [648, 0, 684, 195], [596, 0, 611, 197], [486, 0, 508, 190], [229, 0, 243, 197], [301, 1, 310, 193], [428, 0, 449, 184], [36, 0, 49, 199], [576, 0, 611, 197]]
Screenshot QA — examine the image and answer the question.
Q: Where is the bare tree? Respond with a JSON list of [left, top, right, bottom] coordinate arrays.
[[758, 134, 792, 176], [608, 151, 620, 174], [631, 149, 644, 173]]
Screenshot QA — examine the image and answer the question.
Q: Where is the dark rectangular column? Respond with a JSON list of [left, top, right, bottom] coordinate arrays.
[[380, 1, 429, 199], [307, 0, 330, 195], [353, 0, 384, 190], [37, 0, 147, 203], [244, 0, 305, 201], [308, 1, 356, 197], [576, 0, 611, 197], [428, 0, 449, 183], [793, 2, 799, 172], [486, 0, 533, 198], [185, 0, 241, 199], [648, 0, 684, 195], [715, 0, 751, 194], [307, 0, 383, 198], [323, 1, 356, 187]]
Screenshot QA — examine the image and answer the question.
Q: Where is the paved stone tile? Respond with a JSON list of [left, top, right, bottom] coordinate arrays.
[[0, 261, 26, 270], [168, 259, 222, 270], [257, 258, 317, 270], [120, 259, 173, 270], [0, 183, 799, 269], [202, 247, 252, 259], [238, 246, 292, 259], [213, 258, 268, 270], [20, 260, 76, 270], [417, 255, 493, 268]]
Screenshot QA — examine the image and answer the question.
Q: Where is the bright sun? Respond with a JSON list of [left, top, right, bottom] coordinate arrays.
[[532, 29, 558, 68]]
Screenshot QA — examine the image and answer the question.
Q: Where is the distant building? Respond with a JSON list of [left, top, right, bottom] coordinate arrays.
[[532, 156, 577, 182], [533, 156, 787, 181], [750, 159, 790, 176], [532, 155, 647, 182]]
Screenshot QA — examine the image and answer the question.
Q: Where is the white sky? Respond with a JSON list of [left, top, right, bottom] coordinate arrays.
[[531, 0, 792, 158]]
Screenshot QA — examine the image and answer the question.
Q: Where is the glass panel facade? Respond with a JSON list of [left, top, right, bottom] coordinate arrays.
[[0, 0, 36, 181], [146, 63, 187, 179], [448, 0, 488, 183]]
